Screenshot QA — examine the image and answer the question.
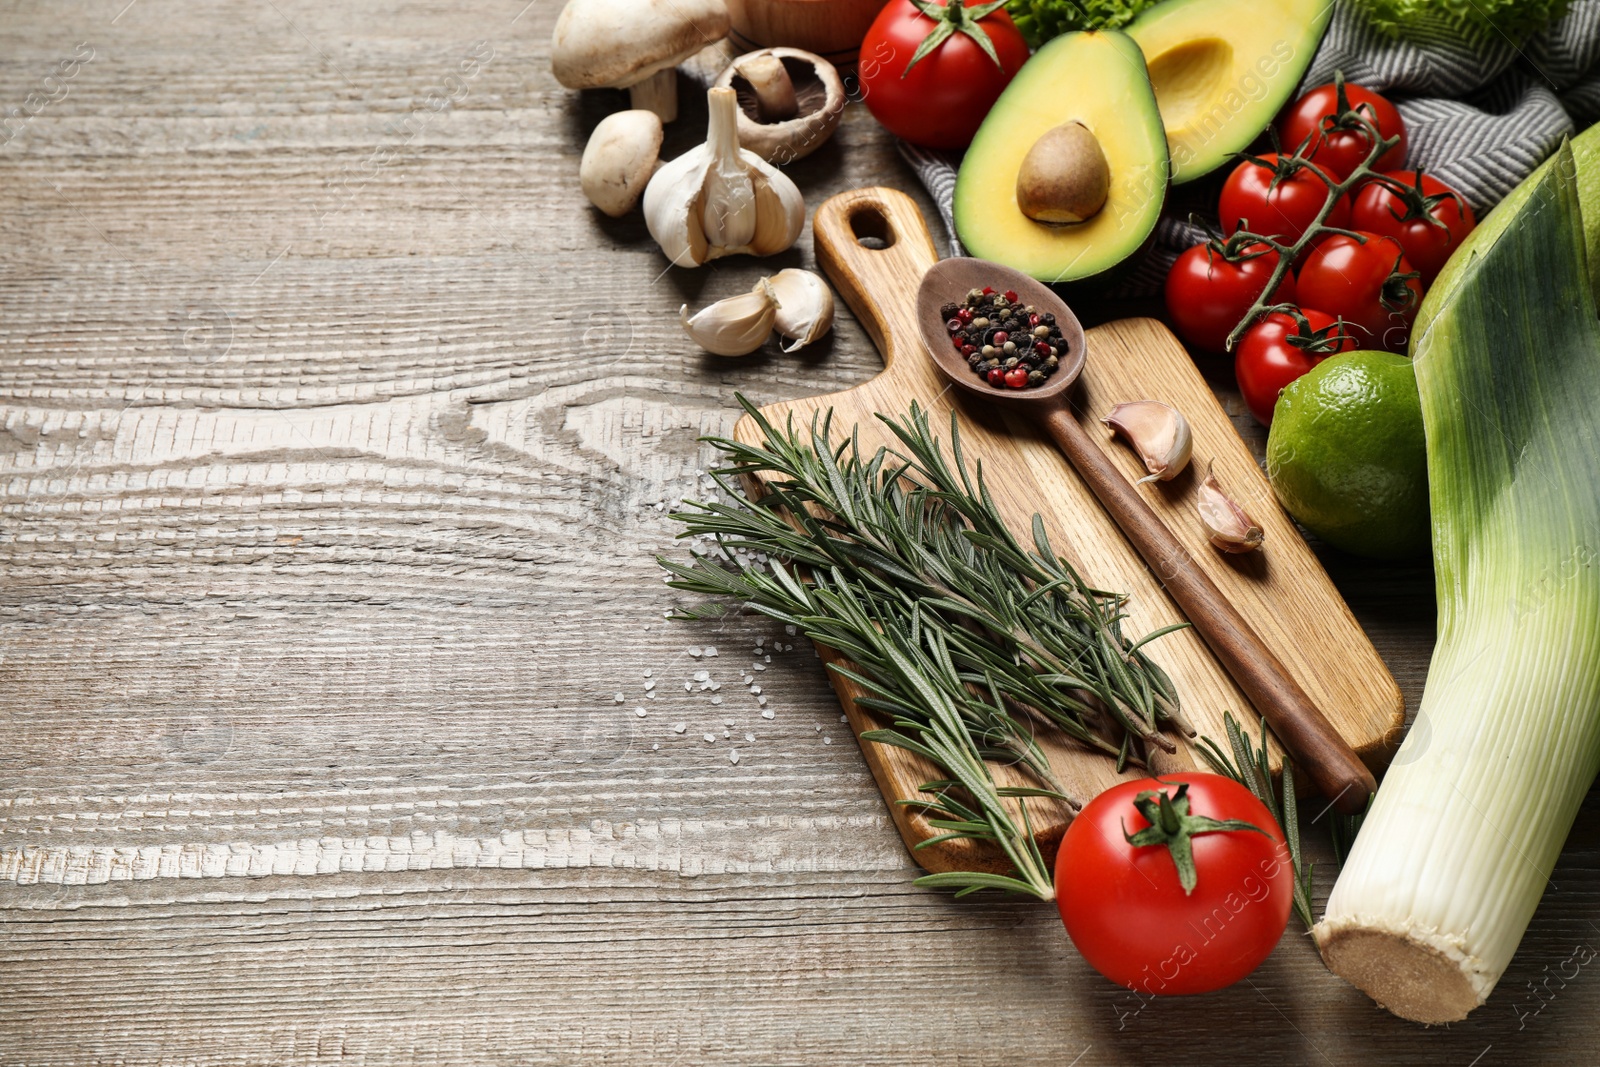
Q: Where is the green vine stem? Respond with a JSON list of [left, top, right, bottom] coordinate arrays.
[[1223, 75, 1405, 352]]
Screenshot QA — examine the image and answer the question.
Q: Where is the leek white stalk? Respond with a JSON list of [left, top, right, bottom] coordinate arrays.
[[1314, 141, 1600, 1024]]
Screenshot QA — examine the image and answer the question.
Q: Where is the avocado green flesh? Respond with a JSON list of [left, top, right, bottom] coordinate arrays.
[[953, 30, 1167, 285], [1127, 0, 1332, 184]]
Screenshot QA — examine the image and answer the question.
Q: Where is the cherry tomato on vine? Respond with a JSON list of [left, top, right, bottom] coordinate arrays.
[[858, 0, 1029, 151], [1350, 170, 1477, 285], [1164, 240, 1296, 354], [1279, 80, 1407, 182], [1297, 232, 1423, 352], [1056, 775, 1293, 996], [1219, 155, 1350, 246], [1236, 308, 1359, 425]]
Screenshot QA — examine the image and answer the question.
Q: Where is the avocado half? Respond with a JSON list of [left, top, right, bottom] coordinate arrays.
[[953, 30, 1168, 286], [1127, 0, 1333, 183]]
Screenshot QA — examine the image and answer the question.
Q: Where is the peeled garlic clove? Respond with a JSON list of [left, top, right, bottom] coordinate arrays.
[[1197, 465, 1264, 554], [765, 268, 834, 352], [680, 279, 779, 356], [1103, 401, 1193, 484]]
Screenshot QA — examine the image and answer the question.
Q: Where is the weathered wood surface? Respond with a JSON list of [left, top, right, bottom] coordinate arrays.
[[0, 2, 1595, 1063]]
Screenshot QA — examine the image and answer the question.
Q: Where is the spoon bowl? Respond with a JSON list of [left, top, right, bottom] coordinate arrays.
[[915, 259, 1087, 408]]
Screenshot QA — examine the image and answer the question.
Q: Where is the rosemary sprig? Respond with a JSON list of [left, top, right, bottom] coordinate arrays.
[[660, 398, 1188, 899], [1196, 712, 1316, 930]]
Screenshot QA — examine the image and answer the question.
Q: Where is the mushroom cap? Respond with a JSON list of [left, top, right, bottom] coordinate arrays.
[[551, 0, 731, 91], [713, 48, 845, 164], [579, 110, 664, 217]]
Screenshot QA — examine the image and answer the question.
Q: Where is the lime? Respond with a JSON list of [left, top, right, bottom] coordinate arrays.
[[1265, 352, 1429, 560]]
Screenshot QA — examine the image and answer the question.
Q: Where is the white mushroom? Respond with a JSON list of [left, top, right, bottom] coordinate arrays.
[[551, 0, 731, 123], [579, 110, 663, 217], [713, 48, 846, 164]]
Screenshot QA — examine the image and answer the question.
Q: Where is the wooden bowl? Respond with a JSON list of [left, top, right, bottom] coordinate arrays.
[[725, 0, 885, 64]]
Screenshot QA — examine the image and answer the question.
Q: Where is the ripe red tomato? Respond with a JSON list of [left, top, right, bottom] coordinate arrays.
[[1297, 232, 1423, 352], [1219, 155, 1350, 246], [1279, 81, 1407, 181], [1350, 170, 1477, 285], [1164, 241, 1296, 353], [1236, 308, 1359, 425], [1056, 775, 1292, 996], [858, 0, 1028, 151]]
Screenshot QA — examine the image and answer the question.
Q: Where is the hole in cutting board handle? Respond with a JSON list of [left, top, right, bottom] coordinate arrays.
[[849, 204, 896, 250]]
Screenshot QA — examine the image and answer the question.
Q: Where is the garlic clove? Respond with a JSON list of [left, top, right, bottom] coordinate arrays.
[[1197, 464, 1265, 554], [765, 268, 834, 351], [643, 86, 804, 268], [1103, 401, 1193, 484], [680, 279, 779, 356]]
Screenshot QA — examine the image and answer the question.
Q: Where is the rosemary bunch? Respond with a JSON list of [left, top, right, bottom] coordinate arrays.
[[660, 398, 1188, 898]]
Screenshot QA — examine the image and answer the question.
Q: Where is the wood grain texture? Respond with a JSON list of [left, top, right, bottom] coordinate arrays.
[[736, 188, 1400, 872], [0, 1, 1596, 1063]]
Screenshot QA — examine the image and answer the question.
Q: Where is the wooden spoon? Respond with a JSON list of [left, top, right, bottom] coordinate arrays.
[[916, 258, 1376, 815]]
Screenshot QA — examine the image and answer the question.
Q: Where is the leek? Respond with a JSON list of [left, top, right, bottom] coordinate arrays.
[[1313, 141, 1600, 1024]]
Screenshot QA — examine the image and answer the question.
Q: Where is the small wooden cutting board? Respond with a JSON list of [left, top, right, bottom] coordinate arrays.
[[734, 187, 1404, 875]]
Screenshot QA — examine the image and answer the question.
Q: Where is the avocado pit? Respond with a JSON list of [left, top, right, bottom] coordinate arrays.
[[1016, 122, 1111, 225]]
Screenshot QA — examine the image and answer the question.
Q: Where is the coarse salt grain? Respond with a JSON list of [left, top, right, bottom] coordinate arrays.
[[644, 680, 655, 691], [689, 647, 703, 657], [815, 724, 822, 731], [785, 625, 796, 635], [745, 732, 755, 742], [711, 696, 723, 705], [729, 750, 740, 765], [704, 647, 718, 657], [824, 737, 832, 745], [757, 695, 768, 706], [764, 655, 771, 663], [644, 670, 652, 678], [750, 685, 762, 695], [693, 670, 709, 681], [613, 693, 624, 703], [752, 663, 765, 672], [674, 723, 687, 734], [703, 733, 716, 743], [635, 707, 647, 718], [723, 729, 731, 738], [761, 709, 775, 719]]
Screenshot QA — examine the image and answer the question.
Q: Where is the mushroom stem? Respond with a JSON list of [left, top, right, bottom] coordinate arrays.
[[734, 53, 797, 122], [628, 68, 680, 123]]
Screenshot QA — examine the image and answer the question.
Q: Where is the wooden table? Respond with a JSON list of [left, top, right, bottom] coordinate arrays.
[[2, 3, 1596, 1063]]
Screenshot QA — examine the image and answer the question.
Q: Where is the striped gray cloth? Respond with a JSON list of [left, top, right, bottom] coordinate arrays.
[[901, 0, 1600, 294]]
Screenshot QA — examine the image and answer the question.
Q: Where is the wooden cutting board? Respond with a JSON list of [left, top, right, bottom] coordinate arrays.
[[734, 187, 1404, 875]]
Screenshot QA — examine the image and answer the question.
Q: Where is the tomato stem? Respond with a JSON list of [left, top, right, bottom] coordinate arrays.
[[1122, 781, 1271, 896], [903, 0, 1010, 76]]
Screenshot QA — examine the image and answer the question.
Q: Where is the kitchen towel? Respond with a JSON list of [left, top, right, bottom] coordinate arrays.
[[899, 0, 1600, 293]]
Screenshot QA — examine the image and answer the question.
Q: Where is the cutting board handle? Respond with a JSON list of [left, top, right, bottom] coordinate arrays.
[[813, 187, 942, 378]]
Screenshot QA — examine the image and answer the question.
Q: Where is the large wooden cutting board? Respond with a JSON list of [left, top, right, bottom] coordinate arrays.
[[734, 188, 1404, 875]]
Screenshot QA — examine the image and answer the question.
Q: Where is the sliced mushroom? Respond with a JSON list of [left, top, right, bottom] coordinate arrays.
[[580, 110, 663, 217], [713, 48, 845, 164], [551, 0, 731, 123]]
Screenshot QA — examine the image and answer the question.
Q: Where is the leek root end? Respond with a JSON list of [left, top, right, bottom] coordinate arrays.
[[1315, 923, 1483, 1025]]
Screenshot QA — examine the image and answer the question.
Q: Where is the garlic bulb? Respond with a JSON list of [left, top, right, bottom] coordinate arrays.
[[1197, 464, 1264, 554], [644, 86, 804, 268], [680, 279, 779, 356], [1103, 401, 1192, 484], [767, 268, 834, 351]]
